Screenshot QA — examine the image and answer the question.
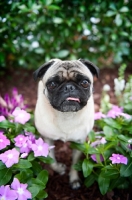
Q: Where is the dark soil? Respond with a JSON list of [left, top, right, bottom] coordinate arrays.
[[0, 66, 132, 200]]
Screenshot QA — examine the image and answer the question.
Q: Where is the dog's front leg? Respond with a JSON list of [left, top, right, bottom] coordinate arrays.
[[69, 149, 82, 189], [44, 138, 66, 175]]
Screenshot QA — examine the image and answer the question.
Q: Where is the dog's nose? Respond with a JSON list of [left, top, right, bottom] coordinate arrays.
[[64, 84, 75, 92]]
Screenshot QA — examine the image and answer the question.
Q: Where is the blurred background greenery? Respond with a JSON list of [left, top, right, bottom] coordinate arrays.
[[0, 0, 132, 70]]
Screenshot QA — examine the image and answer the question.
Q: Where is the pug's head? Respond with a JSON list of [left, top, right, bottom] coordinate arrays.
[[33, 59, 99, 112]]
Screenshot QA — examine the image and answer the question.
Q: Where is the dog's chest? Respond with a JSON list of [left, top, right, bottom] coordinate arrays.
[[35, 109, 94, 142]]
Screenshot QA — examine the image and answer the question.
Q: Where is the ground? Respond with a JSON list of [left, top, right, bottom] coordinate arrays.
[[0, 66, 132, 200]]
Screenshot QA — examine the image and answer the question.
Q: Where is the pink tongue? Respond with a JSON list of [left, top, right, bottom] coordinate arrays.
[[66, 97, 80, 103]]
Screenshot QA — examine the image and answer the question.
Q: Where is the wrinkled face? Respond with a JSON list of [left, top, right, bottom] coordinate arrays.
[[42, 60, 93, 112]]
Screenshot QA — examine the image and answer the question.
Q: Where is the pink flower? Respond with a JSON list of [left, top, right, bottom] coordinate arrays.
[[109, 153, 127, 165], [20, 153, 28, 158], [0, 115, 6, 122], [12, 108, 30, 124], [11, 178, 32, 200], [14, 135, 27, 147], [91, 154, 104, 163], [0, 132, 10, 150], [31, 138, 49, 157], [94, 112, 106, 120], [0, 185, 17, 200], [0, 148, 20, 168], [107, 105, 123, 118], [19, 140, 31, 154], [107, 105, 131, 119], [91, 137, 107, 147], [120, 113, 131, 120]]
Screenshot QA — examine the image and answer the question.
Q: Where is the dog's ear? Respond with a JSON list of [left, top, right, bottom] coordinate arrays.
[[33, 60, 55, 81], [79, 59, 99, 78]]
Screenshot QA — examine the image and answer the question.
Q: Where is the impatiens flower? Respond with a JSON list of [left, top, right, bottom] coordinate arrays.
[[11, 178, 31, 200], [12, 108, 30, 124], [20, 153, 28, 158], [0, 115, 6, 122], [107, 105, 123, 118], [107, 105, 131, 119], [14, 135, 27, 147], [0, 185, 17, 200], [91, 154, 104, 163], [94, 112, 106, 120], [0, 148, 20, 168], [109, 153, 127, 165], [31, 138, 49, 157], [119, 113, 131, 120], [91, 137, 107, 147], [0, 132, 10, 150], [19, 141, 31, 154]]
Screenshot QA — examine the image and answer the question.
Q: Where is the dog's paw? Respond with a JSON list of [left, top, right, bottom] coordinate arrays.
[[70, 179, 81, 190], [51, 162, 66, 175]]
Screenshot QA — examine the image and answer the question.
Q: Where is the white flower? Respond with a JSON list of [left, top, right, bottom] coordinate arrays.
[[103, 84, 111, 92], [114, 78, 125, 95]]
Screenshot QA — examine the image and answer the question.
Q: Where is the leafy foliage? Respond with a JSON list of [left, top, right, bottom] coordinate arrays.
[[0, 0, 132, 69], [71, 64, 132, 195]]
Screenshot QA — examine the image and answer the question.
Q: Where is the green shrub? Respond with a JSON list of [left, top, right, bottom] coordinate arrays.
[[0, 0, 132, 69]]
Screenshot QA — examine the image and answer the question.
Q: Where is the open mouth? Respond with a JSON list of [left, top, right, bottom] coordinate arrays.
[[66, 97, 80, 103]]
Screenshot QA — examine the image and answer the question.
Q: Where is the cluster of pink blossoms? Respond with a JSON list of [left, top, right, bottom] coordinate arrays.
[[94, 105, 131, 120], [0, 178, 31, 200], [0, 88, 27, 117], [0, 108, 52, 168]]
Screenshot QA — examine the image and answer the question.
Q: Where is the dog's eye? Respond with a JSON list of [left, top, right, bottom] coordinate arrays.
[[80, 80, 90, 88], [47, 82, 58, 90]]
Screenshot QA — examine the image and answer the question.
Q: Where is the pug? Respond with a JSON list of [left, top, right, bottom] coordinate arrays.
[[33, 59, 99, 189]]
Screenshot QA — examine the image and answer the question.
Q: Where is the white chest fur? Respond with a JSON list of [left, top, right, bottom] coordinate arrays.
[[34, 82, 94, 142]]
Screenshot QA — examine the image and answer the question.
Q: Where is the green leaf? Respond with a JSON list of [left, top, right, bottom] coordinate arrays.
[[120, 158, 132, 177], [31, 179, 45, 190], [13, 159, 32, 169], [82, 159, 93, 177], [117, 134, 129, 143], [28, 152, 35, 161], [0, 161, 6, 170], [106, 10, 116, 17], [53, 50, 69, 58], [98, 175, 110, 195], [32, 161, 43, 175], [100, 166, 119, 179], [28, 185, 41, 198], [0, 120, 15, 129], [73, 160, 82, 171], [120, 6, 129, 13], [110, 177, 125, 190], [103, 118, 121, 129], [88, 130, 95, 142], [115, 14, 122, 26], [15, 169, 33, 183], [37, 170, 48, 186], [70, 142, 86, 153], [0, 168, 12, 185], [53, 17, 63, 24], [87, 146, 99, 154], [36, 190, 48, 199], [103, 126, 115, 139], [15, 123, 23, 133], [84, 174, 96, 187], [104, 141, 117, 151], [24, 124, 35, 134], [38, 156, 54, 164]]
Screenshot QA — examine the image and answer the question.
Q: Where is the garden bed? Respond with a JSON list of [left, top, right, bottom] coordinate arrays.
[[0, 66, 132, 200]]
